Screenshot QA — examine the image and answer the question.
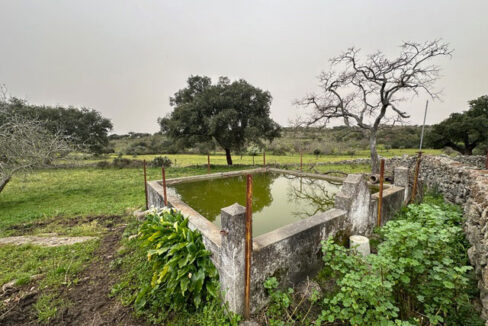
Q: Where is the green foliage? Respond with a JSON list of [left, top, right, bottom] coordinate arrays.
[[0, 240, 99, 322], [263, 277, 319, 326], [0, 97, 113, 154], [317, 238, 406, 325], [151, 156, 173, 168], [428, 95, 488, 155], [159, 75, 281, 165], [317, 198, 482, 325], [135, 209, 219, 312], [111, 213, 240, 325]]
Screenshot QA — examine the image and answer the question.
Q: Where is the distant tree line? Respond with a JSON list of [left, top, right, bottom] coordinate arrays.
[[0, 97, 113, 154], [428, 95, 488, 155]]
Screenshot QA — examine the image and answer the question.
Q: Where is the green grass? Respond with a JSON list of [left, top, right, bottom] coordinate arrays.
[[0, 165, 252, 235], [0, 240, 99, 321], [0, 165, 251, 322], [0, 158, 384, 323], [114, 148, 440, 166], [60, 148, 441, 167]]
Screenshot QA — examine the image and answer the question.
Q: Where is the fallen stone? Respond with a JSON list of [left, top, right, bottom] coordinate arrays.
[[0, 236, 96, 247], [297, 279, 322, 300]]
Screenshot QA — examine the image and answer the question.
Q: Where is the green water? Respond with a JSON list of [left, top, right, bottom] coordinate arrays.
[[169, 173, 341, 236]]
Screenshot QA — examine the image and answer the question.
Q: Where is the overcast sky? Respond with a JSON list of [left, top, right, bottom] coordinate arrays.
[[1, 0, 487, 134]]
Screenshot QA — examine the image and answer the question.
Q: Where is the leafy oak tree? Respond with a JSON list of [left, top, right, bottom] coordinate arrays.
[[428, 95, 488, 155], [297, 40, 452, 173], [0, 97, 113, 154], [159, 76, 281, 165]]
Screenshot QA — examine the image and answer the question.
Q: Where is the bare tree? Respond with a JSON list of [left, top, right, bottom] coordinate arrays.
[[0, 110, 71, 194], [297, 40, 452, 173]]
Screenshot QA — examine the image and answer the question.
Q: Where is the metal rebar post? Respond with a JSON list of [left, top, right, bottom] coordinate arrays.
[[244, 174, 253, 320], [143, 160, 148, 210], [377, 159, 385, 227], [162, 166, 168, 206]]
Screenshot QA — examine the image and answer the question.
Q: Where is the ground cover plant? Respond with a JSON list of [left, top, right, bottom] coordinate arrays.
[[111, 209, 240, 325], [260, 194, 483, 325]]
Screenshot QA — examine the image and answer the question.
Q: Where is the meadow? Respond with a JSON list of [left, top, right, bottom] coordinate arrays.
[[0, 149, 440, 323], [64, 148, 442, 167]]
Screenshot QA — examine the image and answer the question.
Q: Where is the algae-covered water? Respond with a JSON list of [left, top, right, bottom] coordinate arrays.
[[169, 173, 341, 236]]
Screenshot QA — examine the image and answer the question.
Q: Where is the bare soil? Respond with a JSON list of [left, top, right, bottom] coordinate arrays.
[[5, 215, 121, 235], [0, 216, 145, 326]]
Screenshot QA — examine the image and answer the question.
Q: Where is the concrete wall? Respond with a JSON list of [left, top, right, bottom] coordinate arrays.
[[251, 208, 347, 311], [146, 168, 407, 315]]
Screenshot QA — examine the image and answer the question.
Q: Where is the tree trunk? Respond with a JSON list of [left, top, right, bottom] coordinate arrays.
[[225, 148, 233, 165], [0, 176, 11, 194], [369, 132, 379, 174]]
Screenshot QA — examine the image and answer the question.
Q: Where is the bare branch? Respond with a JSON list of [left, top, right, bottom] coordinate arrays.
[[296, 39, 452, 172]]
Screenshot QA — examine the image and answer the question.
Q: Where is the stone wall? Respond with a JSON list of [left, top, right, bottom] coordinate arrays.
[[451, 155, 487, 169], [386, 155, 488, 319]]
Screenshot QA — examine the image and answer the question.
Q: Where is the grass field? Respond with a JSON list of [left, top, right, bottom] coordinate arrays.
[[0, 165, 251, 322], [63, 148, 442, 167], [0, 151, 430, 323]]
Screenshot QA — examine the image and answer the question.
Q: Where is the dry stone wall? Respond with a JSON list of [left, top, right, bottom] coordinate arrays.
[[387, 155, 488, 319]]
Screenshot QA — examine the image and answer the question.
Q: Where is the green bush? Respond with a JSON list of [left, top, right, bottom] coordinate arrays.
[[135, 209, 219, 312], [317, 198, 481, 325], [112, 157, 141, 168], [151, 156, 173, 168], [263, 277, 319, 326], [259, 195, 482, 325]]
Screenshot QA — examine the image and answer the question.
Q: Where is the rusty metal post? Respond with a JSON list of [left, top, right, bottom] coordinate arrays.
[[300, 152, 303, 171], [143, 160, 148, 210], [162, 166, 168, 206], [252, 155, 255, 166], [377, 159, 385, 227], [244, 174, 253, 320], [263, 150, 266, 167], [410, 151, 422, 204], [486, 149, 488, 170], [207, 154, 210, 174]]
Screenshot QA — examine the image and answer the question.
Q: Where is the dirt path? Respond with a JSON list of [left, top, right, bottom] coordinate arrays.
[[51, 226, 145, 326], [0, 235, 97, 246], [1, 219, 145, 326]]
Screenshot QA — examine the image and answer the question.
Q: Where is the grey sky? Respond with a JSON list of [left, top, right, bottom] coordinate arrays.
[[1, 0, 487, 134]]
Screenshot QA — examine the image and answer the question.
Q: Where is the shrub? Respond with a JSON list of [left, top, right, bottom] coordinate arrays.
[[96, 160, 111, 169], [263, 277, 319, 326], [316, 198, 481, 325], [151, 156, 172, 168], [135, 209, 220, 312], [112, 157, 141, 168]]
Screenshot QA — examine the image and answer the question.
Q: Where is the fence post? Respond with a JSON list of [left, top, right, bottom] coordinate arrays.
[[143, 160, 148, 210], [300, 152, 303, 171], [485, 149, 488, 170], [244, 175, 253, 319], [263, 150, 266, 167], [377, 159, 385, 227], [207, 154, 210, 174], [410, 152, 422, 203], [162, 166, 168, 206]]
